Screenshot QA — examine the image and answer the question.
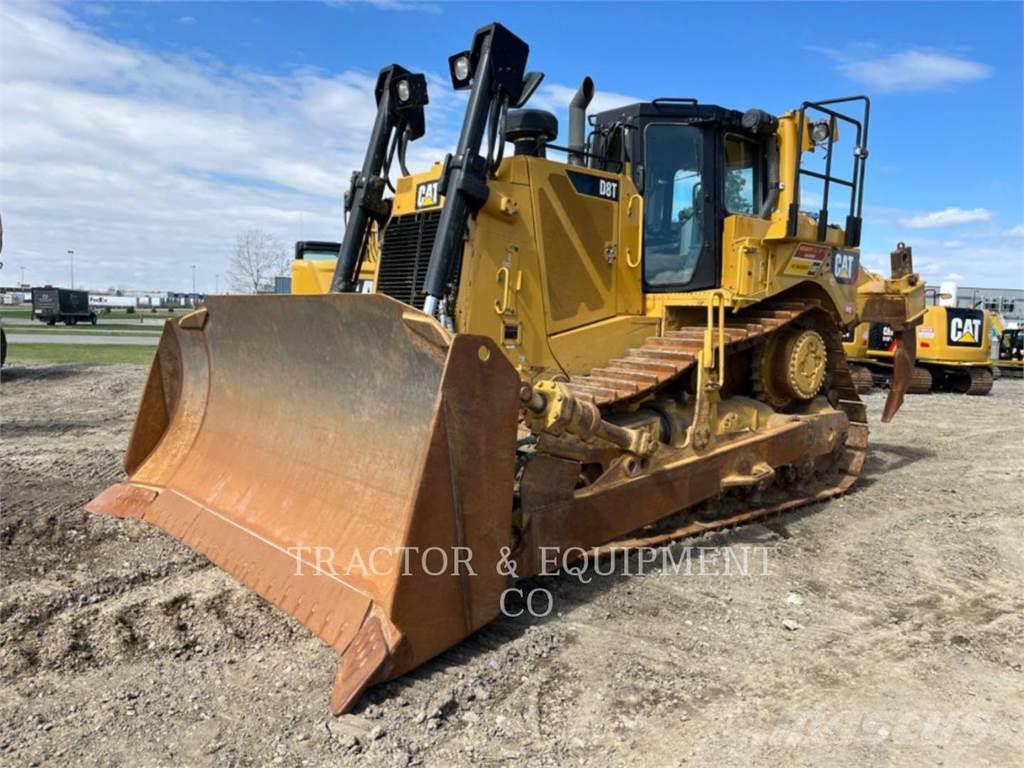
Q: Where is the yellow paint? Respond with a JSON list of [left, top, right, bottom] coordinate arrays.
[[296, 109, 924, 382], [843, 305, 993, 366]]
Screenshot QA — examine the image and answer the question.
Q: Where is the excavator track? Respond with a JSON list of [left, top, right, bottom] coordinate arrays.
[[965, 366, 994, 396], [559, 299, 869, 550], [908, 366, 934, 394]]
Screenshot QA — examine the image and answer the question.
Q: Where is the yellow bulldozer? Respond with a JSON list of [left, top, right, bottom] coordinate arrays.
[[88, 24, 925, 714], [844, 302, 995, 396]]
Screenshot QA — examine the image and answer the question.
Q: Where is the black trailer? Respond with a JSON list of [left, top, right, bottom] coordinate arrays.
[[31, 287, 97, 326]]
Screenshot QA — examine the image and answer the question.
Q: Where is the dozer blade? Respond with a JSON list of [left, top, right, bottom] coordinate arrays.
[[87, 294, 520, 713], [882, 325, 916, 423]]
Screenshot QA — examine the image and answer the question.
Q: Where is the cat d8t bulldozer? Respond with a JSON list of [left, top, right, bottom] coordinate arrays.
[[88, 24, 924, 715]]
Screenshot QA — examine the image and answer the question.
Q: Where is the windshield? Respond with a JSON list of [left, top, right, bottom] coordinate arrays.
[[644, 124, 703, 287], [302, 248, 339, 260]]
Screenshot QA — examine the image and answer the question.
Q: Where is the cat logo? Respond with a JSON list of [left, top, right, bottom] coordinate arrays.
[[947, 308, 983, 347], [415, 180, 440, 210], [831, 249, 859, 284]]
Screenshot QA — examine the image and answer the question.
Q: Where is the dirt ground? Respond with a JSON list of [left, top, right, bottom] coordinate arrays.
[[2, 362, 1023, 767]]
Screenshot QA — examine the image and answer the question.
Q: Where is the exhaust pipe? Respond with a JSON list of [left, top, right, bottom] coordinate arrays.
[[758, 137, 780, 219], [568, 77, 594, 166]]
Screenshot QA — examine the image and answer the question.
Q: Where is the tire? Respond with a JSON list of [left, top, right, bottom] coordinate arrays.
[[64, 318, 73, 326], [47, 318, 56, 326], [1, 328, 6, 367], [90, 313, 98, 325]]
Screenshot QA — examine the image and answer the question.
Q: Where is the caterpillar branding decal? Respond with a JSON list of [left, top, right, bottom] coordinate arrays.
[[783, 243, 830, 277], [415, 180, 440, 210], [868, 323, 896, 352], [946, 308, 983, 347], [566, 170, 619, 202], [831, 249, 859, 284]]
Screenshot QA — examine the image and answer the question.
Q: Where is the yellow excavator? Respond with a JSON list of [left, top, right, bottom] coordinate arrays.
[[88, 24, 924, 715], [844, 301, 994, 396]]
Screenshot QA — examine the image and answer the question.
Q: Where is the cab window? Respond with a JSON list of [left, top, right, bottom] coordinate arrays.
[[643, 124, 703, 287], [724, 135, 759, 215]]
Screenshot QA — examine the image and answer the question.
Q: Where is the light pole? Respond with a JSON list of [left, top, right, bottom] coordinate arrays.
[[215, 273, 220, 294], [191, 264, 197, 300], [19, 266, 25, 286], [68, 249, 75, 288]]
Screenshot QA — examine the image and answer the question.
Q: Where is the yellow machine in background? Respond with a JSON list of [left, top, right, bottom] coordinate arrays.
[[990, 312, 1023, 378], [845, 304, 994, 395], [291, 238, 379, 294], [89, 24, 925, 716]]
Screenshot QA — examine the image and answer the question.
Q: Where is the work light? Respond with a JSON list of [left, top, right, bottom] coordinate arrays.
[[449, 51, 473, 90], [810, 119, 832, 144], [396, 78, 411, 103]]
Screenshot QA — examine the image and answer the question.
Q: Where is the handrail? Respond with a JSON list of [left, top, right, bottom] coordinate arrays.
[[626, 194, 643, 269], [494, 266, 512, 315], [703, 290, 728, 388]]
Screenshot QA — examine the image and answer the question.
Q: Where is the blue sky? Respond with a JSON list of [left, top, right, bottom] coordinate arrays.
[[2, 0, 1021, 292]]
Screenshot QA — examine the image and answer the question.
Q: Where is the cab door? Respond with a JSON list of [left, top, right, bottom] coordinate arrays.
[[640, 122, 719, 292]]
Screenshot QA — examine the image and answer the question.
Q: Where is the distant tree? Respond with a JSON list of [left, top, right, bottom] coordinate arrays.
[[726, 170, 753, 214], [227, 229, 289, 294]]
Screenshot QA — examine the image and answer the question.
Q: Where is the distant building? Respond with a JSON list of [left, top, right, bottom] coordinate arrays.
[[942, 285, 1024, 325], [274, 276, 292, 294]]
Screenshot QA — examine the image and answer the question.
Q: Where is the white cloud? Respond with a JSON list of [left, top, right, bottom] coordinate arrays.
[[531, 84, 640, 118], [523, 83, 641, 149], [900, 208, 993, 229], [840, 50, 990, 92], [0, 0, 459, 292], [941, 241, 965, 248], [0, 1, 634, 293], [944, 272, 965, 282], [328, 0, 442, 13], [1006, 224, 1024, 237]]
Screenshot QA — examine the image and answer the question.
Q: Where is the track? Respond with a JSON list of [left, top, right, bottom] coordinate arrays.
[[557, 299, 869, 548], [965, 366, 994, 395], [908, 366, 934, 394], [849, 363, 874, 394]]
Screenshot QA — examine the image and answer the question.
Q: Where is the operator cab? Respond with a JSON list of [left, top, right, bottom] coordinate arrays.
[[587, 97, 866, 293]]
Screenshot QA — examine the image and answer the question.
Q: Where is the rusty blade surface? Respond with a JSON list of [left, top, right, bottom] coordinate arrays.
[[882, 325, 916, 423], [87, 293, 520, 712]]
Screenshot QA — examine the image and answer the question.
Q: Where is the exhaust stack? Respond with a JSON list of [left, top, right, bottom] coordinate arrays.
[[568, 77, 594, 166]]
